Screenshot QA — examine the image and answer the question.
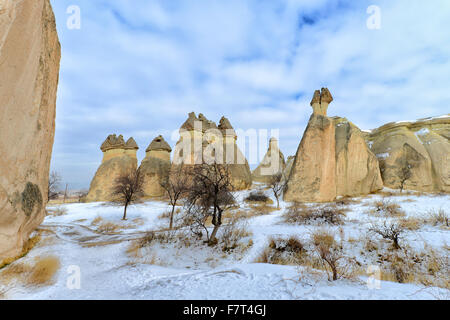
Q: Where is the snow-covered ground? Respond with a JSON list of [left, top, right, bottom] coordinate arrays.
[[1, 188, 448, 300]]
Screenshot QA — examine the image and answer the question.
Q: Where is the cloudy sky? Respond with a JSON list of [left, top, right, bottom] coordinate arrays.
[[49, 0, 450, 190]]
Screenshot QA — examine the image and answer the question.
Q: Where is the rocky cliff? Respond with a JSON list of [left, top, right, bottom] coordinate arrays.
[[366, 115, 450, 192], [284, 89, 383, 202], [0, 0, 61, 260]]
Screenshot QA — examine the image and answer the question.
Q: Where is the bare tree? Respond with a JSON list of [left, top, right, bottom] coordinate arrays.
[[311, 230, 344, 281], [369, 221, 404, 249], [160, 165, 190, 230], [48, 171, 61, 201], [267, 173, 286, 209], [399, 161, 412, 193], [185, 163, 235, 245], [111, 168, 145, 220]]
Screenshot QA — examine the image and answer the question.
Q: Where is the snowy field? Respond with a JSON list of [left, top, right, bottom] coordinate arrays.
[[0, 187, 448, 300]]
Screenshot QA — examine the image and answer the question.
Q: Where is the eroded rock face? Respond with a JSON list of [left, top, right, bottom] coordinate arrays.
[[284, 90, 383, 202], [139, 135, 172, 198], [252, 138, 286, 183], [282, 156, 295, 182], [0, 0, 61, 260], [172, 113, 252, 190], [86, 135, 139, 202], [366, 115, 450, 192]]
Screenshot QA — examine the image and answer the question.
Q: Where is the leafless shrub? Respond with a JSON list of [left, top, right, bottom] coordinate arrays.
[[267, 173, 286, 209], [48, 171, 61, 201], [220, 216, 252, 252], [255, 236, 305, 265], [160, 165, 190, 230], [283, 202, 346, 225], [111, 168, 145, 220], [245, 192, 270, 203], [369, 221, 405, 249], [311, 229, 346, 281]]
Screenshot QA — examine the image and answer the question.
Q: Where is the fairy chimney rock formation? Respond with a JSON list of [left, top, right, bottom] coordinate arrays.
[[86, 135, 139, 202], [252, 138, 286, 183], [0, 0, 61, 261], [311, 88, 333, 116], [139, 135, 172, 198], [284, 89, 383, 202], [172, 113, 252, 190]]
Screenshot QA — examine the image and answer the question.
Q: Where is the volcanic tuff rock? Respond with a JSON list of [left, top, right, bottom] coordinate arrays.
[[366, 115, 450, 192], [173, 113, 252, 190], [139, 135, 172, 198], [86, 135, 139, 202], [283, 156, 295, 182], [284, 89, 383, 202], [0, 0, 61, 260], [252, 138, 286, 183]]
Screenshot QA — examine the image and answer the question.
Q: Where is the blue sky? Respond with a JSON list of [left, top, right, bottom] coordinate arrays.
[[49, 0, 450, 190]]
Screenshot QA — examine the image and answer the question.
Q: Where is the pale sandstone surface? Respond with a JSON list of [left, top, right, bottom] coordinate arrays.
[[366, 115, 450, 192], [284, 89, 382, 202], [86, 135, 139, 202], [252, 138, 286, 183], [0, 0, 61, 260], [172, 113, 252, 190], [139, 135, 172, 198]]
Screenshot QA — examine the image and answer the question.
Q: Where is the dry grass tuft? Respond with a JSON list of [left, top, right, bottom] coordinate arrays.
[[96, 222, 120, 234], [249, 204, 277, 216], [91, 216, 103, 226], [0, 233, 41, 270], [47, 206, 68, 217], [398, 217, 422, 231], [425, 209, 449, 228], [370, 198, 405, 217], [26, 256, 60, 286]]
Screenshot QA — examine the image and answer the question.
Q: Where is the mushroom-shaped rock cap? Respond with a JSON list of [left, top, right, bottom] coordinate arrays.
[[146, 135, 172, 153], [198, 113, 218, 132], [310, 88, 333, 106], [100, 134, 126, 152], [269, 137, 279, 149], [125, 137, 139, 150], [320, 87, 333, 104], [180, 112, 199, 131], [218, 116, 237, 137], [310, 90, 321, 106]]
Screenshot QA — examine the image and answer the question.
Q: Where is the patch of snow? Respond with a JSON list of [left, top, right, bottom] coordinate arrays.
[[376, 152, 390, 159], [1, 188, 448, 300]]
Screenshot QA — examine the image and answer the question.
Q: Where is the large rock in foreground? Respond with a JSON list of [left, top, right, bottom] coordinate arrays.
[[0, 0, 61, 260], [366, 115, 450, 192], [284, 89, 383, 202]]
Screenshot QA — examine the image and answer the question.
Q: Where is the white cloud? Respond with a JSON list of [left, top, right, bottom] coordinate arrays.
[[49, 0, 450, 188]]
